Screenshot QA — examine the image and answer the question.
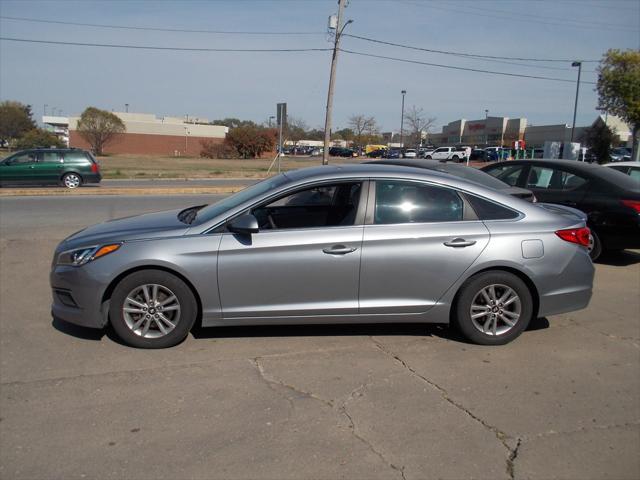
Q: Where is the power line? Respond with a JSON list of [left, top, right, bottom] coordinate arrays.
[[0, 37, 332, 52], [340, 48, 597, 84], [0, 15, 325, 35], [343, 33, 600, 63]]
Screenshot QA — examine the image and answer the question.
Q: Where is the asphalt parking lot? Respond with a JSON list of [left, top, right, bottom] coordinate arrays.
[[1, 194, 638, 480]]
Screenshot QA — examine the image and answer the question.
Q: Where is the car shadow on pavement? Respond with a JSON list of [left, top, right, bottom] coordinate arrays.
[[52, 316, 106, 341], [596, 250, 640, 267]]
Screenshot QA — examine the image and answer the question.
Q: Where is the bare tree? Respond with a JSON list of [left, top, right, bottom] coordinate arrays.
[[403, 106, 436, 148], [285, 116, 308, 150], [348, 114, 378, 149]]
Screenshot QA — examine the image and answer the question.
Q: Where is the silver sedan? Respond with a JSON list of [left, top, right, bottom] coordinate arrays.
[[50, 164, 594, 348]]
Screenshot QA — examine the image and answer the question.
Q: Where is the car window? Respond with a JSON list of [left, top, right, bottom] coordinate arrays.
[[374, 180, 463, 224], [559, 171, 588, 190], [629, 168, 640, 181], [5, 152, 38, 165], [63, 151, 89, 162], [252, 182, 362, 230], [526, 166, 555, 188], [526, 166, 587, 190], [466, 194, 520, 220], [39, 152, 61, 163], [485, 164, 524, 186]]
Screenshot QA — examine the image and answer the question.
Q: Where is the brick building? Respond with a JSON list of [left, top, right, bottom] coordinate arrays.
[[64, 112, 227, 156]]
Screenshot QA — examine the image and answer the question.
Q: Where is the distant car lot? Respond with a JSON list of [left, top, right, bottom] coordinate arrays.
[[0, 193, 638, 479]]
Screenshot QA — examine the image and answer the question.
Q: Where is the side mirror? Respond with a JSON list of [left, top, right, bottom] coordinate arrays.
[[228, 214, 259, 235]]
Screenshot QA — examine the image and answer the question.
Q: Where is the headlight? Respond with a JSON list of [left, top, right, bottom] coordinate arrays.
[[57, 243, 122, 266]]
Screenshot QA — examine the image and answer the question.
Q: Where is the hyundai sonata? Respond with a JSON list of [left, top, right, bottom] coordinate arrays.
[[51, 164, 594, 348]]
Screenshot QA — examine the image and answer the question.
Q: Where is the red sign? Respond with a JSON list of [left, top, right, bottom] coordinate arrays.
[[468, 123, 484, 131]]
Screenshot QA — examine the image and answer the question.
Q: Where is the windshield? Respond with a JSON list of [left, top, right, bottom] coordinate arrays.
[[194, 174, 290, 225], [434, 164, 510, 190]]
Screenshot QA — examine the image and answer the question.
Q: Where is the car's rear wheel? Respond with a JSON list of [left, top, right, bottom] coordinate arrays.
[[110, 270, 197, 348], [62, 172, 82, 189], [452, 271, 533, 345], [452, 155, 459, 161], [587, 229, 602, 261], [425, 155, 432, 159]]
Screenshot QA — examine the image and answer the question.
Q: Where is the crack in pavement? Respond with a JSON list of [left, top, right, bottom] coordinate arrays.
[[251, 357, 405, 480], [522, 420, 640, 441], [371, 336, 520, 480]]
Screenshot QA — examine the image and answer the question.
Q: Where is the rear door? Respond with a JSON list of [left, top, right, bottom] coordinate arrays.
[[34, 151, 64, 183], [359, 179, 490, 314], [523, 165, 590, 207]]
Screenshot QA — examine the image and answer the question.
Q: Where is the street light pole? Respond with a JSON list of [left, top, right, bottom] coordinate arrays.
[[485, 109, 489, 145], [570, 61, 582, 143], [322, 0, 351, 166], [269, 116, 275, 128], [400, 90, 406, 148], [125, 103, 129, 113]]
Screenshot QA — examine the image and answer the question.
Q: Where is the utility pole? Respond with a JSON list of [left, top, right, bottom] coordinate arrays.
[[322, 0, 351, 165], [570, 61, 582, 143], [400, 90, 406, 148]]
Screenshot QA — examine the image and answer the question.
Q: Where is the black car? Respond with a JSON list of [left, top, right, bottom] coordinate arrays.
[[329, 147, 355, 158], [382, 149, 402, 159], [482, 160, 640, 260], [366, 159, 536, 202], [366, 148, 387, 158], [469, 149, 490, 162]]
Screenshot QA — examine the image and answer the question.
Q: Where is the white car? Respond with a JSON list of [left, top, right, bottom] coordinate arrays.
[[426, 147, 467, 162], [403, 149, 417, 158], [603, 161, 640, 181]]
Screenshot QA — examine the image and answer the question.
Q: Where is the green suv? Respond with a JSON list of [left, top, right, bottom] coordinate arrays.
[[0, 148, 102, 188]]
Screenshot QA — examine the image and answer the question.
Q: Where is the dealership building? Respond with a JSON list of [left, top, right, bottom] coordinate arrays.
[[44, 112, 228, 156]]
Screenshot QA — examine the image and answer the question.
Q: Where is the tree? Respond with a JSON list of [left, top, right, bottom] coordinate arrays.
[[596, 49, 640, 161], [403, 106, 436, 148], [306, 128, 325, 141], [285, 117, 308, 149], [348, 115, 378, 148], [582, 122, 616, 164], [225, 125, 277, 158], [333, 128, 354, 143], [15, 129, 65, 150], [212, 118, 258, 129], [0, 101, 36, 148], [76, 107, 126, 155]]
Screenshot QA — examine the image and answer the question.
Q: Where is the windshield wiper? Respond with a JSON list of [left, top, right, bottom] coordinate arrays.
[[177, 204, 207, 225]]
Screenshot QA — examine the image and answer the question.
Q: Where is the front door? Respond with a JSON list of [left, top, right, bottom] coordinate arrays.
[[359, 180, 490, 314], [0, 151, 39, 184], [217, 181, 367, 319]]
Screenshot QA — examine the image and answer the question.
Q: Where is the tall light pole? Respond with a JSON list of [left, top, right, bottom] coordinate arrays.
[[269, 116, 275, 128], [400, 90, 406, 148], [570, 61, 582, 143], [125, 103, 129, 113], [322, 0, 351, 165], [485, 109, 489, 145]]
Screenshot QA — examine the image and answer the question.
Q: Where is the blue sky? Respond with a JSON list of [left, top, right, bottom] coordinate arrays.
[[1, 0, 638, 133]]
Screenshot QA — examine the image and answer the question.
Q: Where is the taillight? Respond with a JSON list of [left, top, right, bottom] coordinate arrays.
[[91, 162, 99, 173], [621, 200, 640, 213], [556, 227, 591, 247]]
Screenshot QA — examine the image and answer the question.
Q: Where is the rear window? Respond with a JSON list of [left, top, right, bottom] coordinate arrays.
[[466, 194, 520, 220], [63, 151, 90, 162]]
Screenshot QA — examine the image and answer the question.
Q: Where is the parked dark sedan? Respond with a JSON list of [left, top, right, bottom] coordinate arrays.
[[482, 160, 640, 260], [368, 159, 536, 202], [382, 149, 402, 159], [329, 147, 356, 158], [366, 148, 387, 158]]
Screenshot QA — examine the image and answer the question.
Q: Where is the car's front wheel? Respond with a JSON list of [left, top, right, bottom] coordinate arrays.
[[452, 271, 533, 345], [425, 155, 432, 159], [110, 270, 198, 348], [62, 172, 82, 189]]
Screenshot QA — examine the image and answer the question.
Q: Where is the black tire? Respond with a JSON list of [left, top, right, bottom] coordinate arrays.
[[61, 172, 82, 189], [452, 271, 533, 345], [425, 155, 432, 159], [451, 155, 459, 162], [109, 270, 198, 348], [588, 229, 602, 261]]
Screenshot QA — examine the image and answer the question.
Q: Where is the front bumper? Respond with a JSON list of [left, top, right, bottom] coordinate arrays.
[[50, 264, 109, 328]]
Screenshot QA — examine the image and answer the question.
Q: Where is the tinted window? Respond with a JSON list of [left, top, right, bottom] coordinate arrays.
[[63, 151, 89, 162], [39, 152, 61, 163], [253, 182, 362, 230], [485, 164, 525, 186], [197, 174, 290, 225], [466, 194, 520, 220], [629, 168, 640, 181], [526, 166, 587, 190], [5, 152, 37, 165], [374, 180, 463, 224]]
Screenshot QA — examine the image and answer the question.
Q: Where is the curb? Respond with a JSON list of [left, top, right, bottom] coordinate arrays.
[[0, 186, 241, 197]]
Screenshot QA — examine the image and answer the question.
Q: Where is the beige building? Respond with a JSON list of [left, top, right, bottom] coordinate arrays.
[[428, 117, 527, 147]]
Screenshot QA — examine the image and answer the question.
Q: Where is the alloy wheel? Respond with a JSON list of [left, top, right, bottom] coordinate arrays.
[[123, 284, 181, 338], [469, 284, 521, 336], [63, 173, 81, 189]]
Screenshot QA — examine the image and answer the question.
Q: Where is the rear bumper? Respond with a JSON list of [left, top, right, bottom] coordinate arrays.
[[83, 172, 102, 184]]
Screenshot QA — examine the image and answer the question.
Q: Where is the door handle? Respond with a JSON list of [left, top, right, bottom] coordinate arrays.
[[323, 245, 357, 255], [443, 238, 477, 248], [29, 165, 35, 169]]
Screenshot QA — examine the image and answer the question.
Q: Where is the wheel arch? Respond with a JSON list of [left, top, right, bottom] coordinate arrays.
[[60, 171, 84, 182], [450, 266, 540, 323], [101, 265, 203, 326]]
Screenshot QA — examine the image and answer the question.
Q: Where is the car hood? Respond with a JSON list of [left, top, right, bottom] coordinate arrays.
[[60, 208, 190, 250]]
